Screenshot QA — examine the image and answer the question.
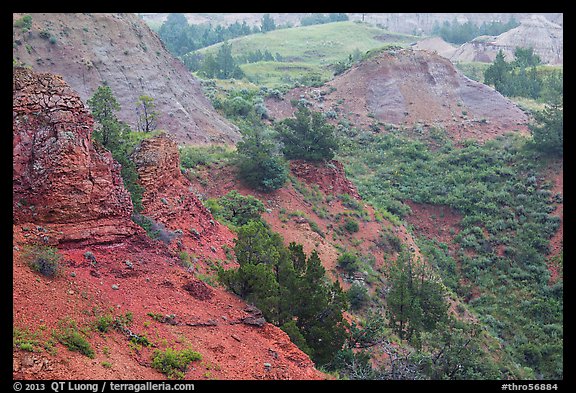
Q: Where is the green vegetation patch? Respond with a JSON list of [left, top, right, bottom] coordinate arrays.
[[52, 319, 95, 359], [337, 128, 563, 378], [192, 21, 416, 88], [151, 347, 202, 379], [197, 21, 415, 66], [14, 327, 42, 352]]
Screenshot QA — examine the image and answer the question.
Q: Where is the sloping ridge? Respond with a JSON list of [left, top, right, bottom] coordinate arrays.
[[12, 67, 325, 380], [410, 36, 458, 59], [450, 15, 563, 65], [12, 12, 240, 145], [267, 49, 529, 143]]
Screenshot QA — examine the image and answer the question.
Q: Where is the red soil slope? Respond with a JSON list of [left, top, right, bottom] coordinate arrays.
[[191, 160, 422, 291]]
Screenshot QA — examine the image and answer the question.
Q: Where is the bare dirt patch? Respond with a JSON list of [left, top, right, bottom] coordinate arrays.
[[404, 200, 462, 253]]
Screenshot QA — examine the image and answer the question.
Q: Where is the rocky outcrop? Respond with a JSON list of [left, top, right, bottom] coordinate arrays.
[[410, 36, 458, 59], [131, 133, 236, 265], [12, 13, 240, 145], [13, 67, 138, 246]]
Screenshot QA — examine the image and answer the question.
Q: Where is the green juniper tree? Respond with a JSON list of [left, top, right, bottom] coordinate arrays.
[[218, 221, 349, 366], [87, 85, 144, 212], [386, 250, 448, 344], [200, 42, 244, 79], [260, 14, 276, 33], [275, 105, 339, 161], [529, 90, 563, 156], [158, 13, 190, 56], [236, 125, 288, 192], [87, 85, 123, 147], [484, 50, 511, 95]]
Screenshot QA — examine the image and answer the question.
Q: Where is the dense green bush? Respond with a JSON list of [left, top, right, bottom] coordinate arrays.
[[484, 48, 562, 101], [342, 217, 359, 233], [337, 252, 360, 274], [275, 105, 339, 161], [236, 126, 288, 192], [207, 190, 266, 228], [347, 283, 369, 310], [151, 347, 202, 379], [223, 96, 252, 117], [179, 145, 233, 169], [14, 15, 32, 30], [386, 250, 449, 342]]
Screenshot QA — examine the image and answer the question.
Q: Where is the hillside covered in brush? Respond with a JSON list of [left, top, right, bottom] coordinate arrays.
[[13, 12, 563, 383]]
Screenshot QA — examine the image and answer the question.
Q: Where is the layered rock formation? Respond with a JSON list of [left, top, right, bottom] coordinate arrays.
[[13, 67, 138, 246], [12, 13, 240, 145], [267, 49, 529, 142], [450, 15, 563, 65], [131, 133, 236, 265]]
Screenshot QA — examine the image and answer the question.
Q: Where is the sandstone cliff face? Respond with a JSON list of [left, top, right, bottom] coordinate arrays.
[[13, 67, 138, 246], [131, 133, 237, 265], [12, 13, 240, 145]]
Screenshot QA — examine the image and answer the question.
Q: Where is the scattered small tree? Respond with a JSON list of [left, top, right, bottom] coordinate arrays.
[[484, 50, 511, 94], [135, 95, 158, 132], [386, 250, 449, 344], [260, 14, 276, 33], [529, 91, 563, 156], [87, 86, 144, 212], [199, 42, 244, 79]]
